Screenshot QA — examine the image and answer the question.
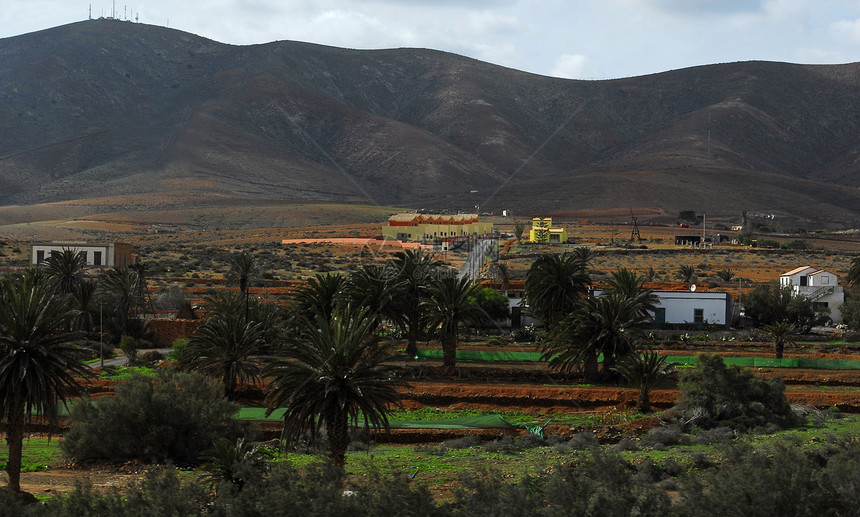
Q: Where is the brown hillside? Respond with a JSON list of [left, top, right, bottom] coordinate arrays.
[[2, 20, 860, 227]]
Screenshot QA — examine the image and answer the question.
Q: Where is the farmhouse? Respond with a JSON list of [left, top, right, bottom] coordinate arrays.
[[593, 286, 733, 328], [31, 242, 133, 268], [529, 217, 568, 244], [381, 213, 492, 245], [780, 266, 845, 324]]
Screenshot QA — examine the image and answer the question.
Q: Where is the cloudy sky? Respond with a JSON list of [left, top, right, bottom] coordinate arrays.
[[2, 0, 860, 79]]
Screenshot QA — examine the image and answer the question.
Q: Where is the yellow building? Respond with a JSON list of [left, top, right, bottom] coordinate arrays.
[[529, 217, 568, 244], [382, 213, 492, 243]]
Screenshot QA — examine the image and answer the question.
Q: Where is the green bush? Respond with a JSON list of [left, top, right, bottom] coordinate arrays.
[[62, 370, 241, 464], [676, 354, 798, 431], [169, 337, 188, 361]]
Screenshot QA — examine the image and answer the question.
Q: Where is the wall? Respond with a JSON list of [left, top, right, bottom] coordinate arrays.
[[147, 318, 204, 346]]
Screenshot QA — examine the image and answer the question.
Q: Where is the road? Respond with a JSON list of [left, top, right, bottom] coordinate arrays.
[[459, 238, 496, 280]]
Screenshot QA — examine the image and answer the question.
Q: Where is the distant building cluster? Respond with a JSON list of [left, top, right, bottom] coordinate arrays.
[[381, 213, 492, 246]]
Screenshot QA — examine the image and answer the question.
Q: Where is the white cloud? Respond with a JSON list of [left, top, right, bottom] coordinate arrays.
[[550, 54, 596, 79], [831, 17, 860, 44]]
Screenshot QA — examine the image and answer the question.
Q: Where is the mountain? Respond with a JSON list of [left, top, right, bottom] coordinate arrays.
[[2, 19, 860, 227]]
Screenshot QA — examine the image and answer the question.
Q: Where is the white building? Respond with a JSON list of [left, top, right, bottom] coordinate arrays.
[[31, 242, 133, 268], [780, 266, 844, 324], [593, 288, 733, 328]]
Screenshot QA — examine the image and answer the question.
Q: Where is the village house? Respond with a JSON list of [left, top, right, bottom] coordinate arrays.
[[780, 266, 845, 324], [30, 242, 133, 268], [529, 217, 568, 244]]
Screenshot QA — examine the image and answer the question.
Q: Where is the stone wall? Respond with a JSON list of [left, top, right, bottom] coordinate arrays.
[[147, 318, 204, 346]]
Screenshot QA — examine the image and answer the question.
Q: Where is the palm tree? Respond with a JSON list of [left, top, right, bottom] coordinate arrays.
[[612, 351, 674, 413], [97, 267, 141, 336], [606, 268, 658, 321], [762, 321, 797, 359], [387, 249, 445, 357], [484, 261, 511, 292], [227, 252, 257, 320], [263, 306, 403, 468], [847, 256, 860, 288], [199, 437, 268, 492], [70, 278, 98, 337], [542, 293, 644, 381], [524, 252, 590, 327], [340, 265, 402, 333], [292, 273, 344, 322], [675, 264, 697, 285], [716, 268, 736, 283], [0, 275, 88, 492], [423, 272, 482, 368], [184, 313, 265, 397], [43, 248, 87, 298]]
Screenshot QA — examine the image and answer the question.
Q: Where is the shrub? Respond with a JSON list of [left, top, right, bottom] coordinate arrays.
[[169, 338, 188, 361], [63, 370, 241, 464], [138, 350, 165, 366], [483, 436, 517, 453], [455, 448, 671, 516], [691, 426, 735, 445], [567, 431, 599, 449], [677, 354, 799, 430], [640, 425, 688, 448]]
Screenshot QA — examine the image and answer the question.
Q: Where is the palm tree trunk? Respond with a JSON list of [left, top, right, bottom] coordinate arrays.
[[775, 341, 784, 359], [638, 389, 652, 414], [406, 324, 419, 358], [583, 351, 599, 382], [5, 408, 24, 492], [326, 410, 349, 468], [442, 328, 457, 368]]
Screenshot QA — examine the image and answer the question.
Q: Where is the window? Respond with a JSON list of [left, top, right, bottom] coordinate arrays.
[[693, 308, 704, 323], [800, 276, 808, 286], [93, 251, 102, 266], [36, 250, 45, 264], [821, 276, 830, 285]]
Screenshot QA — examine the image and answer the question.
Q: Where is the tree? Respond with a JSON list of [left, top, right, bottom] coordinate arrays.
[[263, 306, 403, 468], [43, 248, 87, 298], [847, 256, 860, 288], [484, 261, 510, 292], [468, 287, 511, 329], [745, 282, 823, 331], [184, 313, 265, 397], [840, 293, 860, 329], [340, 265, 402, 333], [388, 248, 445, 357], [606, 268, 658, 321], [612, 351, 674, 413], [513, 221, 526, 241], [118, 319, 155, 366], [423, 273, 483, 368], [677, 354, 797, 430], [97, 267, 142, 337], [542, 293, 644, 381], [291, 272, 344, 322], [762, 320, 797, 359], [675, 264, 697, 285], [716, 268, 736, 283], [524, 251, 590, 327], [0, 275, 88, 492], [63, 371, 240, 464], [199, 437, 268, 492], [226, 252, 257, 320]]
